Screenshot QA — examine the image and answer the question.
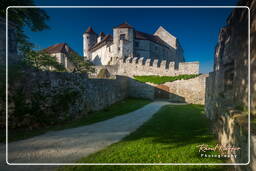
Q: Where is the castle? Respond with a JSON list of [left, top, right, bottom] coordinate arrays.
[[42, 22, 199, 77], [83, 22, 185, 66]]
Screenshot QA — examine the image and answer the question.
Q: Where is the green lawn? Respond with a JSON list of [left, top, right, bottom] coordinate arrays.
[[3, 98, 151, 142], [60, 104, 226, 171], [133, 74, 199, 84]]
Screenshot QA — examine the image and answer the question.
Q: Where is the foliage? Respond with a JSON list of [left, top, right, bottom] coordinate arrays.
[[23, 49, 66, 72], [252, 117, 256, 133], [60, 105, 226, 171], [2, 98, 151, 142], [97, 68, 110, 78], [0, 63, 26, 129], [69, 53, 95, 74], [134, 74, 200, 84], [1, 0, 49, 54]]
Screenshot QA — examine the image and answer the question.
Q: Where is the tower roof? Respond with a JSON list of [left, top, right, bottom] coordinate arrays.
[[84, 26, 96, 34], [114, 22, 133, 29], [99, 32, 105, 37]]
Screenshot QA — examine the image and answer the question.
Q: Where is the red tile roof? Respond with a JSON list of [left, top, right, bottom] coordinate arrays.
[[114, 22, 133, 29], [84, 26, 96, 34], [42, 43, 78, 56]]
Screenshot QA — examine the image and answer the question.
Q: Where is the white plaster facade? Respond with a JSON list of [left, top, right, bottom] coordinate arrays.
[[49, 52, 75, 71], [83, 23, 185, 66]]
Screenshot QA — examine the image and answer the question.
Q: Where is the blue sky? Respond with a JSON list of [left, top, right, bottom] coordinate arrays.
[[22, 0, 238, 73]]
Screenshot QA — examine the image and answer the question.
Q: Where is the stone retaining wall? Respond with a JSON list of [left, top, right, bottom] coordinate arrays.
[[126, 74, 207, 104], [3, 69, 128, 129], [163, 74, 207, 104], [205, 0, 255, 169]]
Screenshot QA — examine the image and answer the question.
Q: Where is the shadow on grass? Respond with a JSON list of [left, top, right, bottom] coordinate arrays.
[[60, 105, 228, 171], [1, 98, 151, 143]]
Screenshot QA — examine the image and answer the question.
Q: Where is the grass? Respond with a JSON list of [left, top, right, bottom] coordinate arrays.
[[60, 104, 227, 171], [133, 74, 199, 84], [2, 98, 151, 142]]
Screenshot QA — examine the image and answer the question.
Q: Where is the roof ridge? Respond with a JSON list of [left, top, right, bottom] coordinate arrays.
[[114, 22, 133, 29], [84, 26, 97, 34]]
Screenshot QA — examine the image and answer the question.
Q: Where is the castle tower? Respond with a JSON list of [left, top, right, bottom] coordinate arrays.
[[97, 32, 105, 43], [113, 22, 134, 59], [83, 26, 97, 59]]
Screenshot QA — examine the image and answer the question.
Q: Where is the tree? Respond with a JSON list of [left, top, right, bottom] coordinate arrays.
[[1, 0, 50, 54], [23, 50, 66, 72], [69, 53, 95, 74]]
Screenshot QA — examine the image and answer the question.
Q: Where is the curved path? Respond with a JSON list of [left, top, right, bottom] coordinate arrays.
[[0, 101, 184, 170]]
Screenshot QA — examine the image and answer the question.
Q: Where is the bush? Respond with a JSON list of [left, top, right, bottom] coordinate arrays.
[[97, 68, 110, 78]]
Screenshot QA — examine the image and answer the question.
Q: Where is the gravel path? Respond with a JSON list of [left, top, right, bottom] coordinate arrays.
[[0, 101, 176, 170]]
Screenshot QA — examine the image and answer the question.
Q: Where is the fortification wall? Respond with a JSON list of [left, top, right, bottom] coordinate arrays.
[[117, 57, 199, 77], [205, 1, 255, 169], [128, 78, 155, 100], [2, 69, 128, 129], [127, 74, 207, 104], [164, 74, 207, 104]]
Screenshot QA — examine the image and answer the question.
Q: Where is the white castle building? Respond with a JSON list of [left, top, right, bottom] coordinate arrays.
[[83, 22, 185, 66], [43, 22, 199, 76]]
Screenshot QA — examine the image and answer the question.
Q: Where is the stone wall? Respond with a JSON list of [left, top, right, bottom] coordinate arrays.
[[128, 78, 155, 100], [126, 75, 207, 104], [164, 74, 207, 104], [3, 69, 128, 129], [119, 57, 199, 77], [90, 57, 200, 78], [205, 0, 255, 169]]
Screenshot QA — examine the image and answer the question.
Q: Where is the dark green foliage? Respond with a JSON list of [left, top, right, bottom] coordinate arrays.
[[53, 88, 80, 112], [134, 74, 200, 84], [2, 98, 151, 142], [252, 117, 256, 133], [97, 68, 110, 78], [23, 50, 66, 72], [69, 53, 95, 74], [1, 0, 49, 54], [60, 105, 226, 171]]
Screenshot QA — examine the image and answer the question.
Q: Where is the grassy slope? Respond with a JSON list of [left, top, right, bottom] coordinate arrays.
[[61, 104, 226, 171], [3, 98, 151, 142], [133, 74, 199, 84]]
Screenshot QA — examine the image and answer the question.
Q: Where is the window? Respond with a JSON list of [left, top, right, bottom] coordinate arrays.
[[120, 34, 126, 40], [135, 41, 139, 47]]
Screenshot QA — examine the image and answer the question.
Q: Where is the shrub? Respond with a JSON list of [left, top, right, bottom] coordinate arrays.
[[97, 68, 110, 78]]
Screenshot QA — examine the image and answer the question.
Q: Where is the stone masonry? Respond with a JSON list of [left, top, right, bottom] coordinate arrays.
[[205, 0, 256, 170]]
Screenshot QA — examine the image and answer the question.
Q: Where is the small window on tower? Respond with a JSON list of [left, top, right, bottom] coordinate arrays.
[[120, 34, 126, 40]]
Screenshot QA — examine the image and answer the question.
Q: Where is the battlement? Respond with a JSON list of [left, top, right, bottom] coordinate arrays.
[[118, 57, 199, 77]]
